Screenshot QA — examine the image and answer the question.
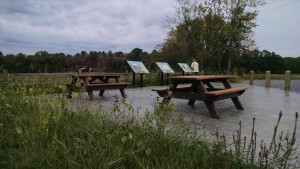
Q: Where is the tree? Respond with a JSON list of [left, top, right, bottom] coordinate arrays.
[[284, 57, 300, 73], [162, 0, 265, 74], [0, 51, 4, 70], [128, 48, 148, 61], [15, 53, 29, 72], [163, 0, 206, 71]]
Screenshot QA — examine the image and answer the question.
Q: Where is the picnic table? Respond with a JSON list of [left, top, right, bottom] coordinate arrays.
[[153, 75, 247, 119], [67, 73, 130, 101]]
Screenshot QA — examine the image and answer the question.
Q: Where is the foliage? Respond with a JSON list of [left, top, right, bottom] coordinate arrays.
[[0, 82, 299, 168], [162, 0, 266, 74], [241, 49, 288, 74]]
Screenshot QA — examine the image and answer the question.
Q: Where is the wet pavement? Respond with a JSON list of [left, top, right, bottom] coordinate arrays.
[[72, 83, 300, 148]]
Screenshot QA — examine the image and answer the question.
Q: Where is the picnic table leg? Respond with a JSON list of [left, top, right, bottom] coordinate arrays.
[[162, 97, 171, 104], [67, 84, 73, 98], [231, 97, 244, 110], [87, 89, 95, 101], [119, 89, 127, 98], [99, 90, 105, 96], [188, 100, 196, 105], [221, 78, 244, 110], [67, 76, 78, 98], [204, 101, 220, 119], [187, 81, 205, 106]]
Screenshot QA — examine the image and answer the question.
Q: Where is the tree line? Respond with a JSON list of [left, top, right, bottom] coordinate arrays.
[[1, 48, 300, 74], [1, 0, 299, 74]]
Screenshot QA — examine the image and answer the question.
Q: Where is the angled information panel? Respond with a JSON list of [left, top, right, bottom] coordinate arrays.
[[127, 61, 150, 73], [155, 62, 175, 74], [178, 63, 193, 73]]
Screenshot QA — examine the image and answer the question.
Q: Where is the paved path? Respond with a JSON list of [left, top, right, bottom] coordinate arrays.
[[72, 83, 300, 148]]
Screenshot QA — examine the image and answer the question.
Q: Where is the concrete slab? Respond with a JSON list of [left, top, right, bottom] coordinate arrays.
[[71, 83, 300, 148]]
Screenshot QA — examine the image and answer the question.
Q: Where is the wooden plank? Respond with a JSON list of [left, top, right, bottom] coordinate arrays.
[[85, 83, 130, 101], [204, 87, 246, 96], [168, 75, 239, 81], [79, 74, 121, 77], [85, 82, 130, 87], [172, 92, 205, 101]]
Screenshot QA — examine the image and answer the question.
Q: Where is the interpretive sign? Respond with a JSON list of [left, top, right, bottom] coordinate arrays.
[[127, 61, 150, 73], [155, 62, 175, 74], [178, 63, 193, 73]]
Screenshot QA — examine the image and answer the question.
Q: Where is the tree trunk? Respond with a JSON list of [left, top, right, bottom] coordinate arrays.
[[227, 54, 231, 75]]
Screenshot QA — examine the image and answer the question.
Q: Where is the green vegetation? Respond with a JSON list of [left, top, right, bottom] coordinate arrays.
[[243, 73, 300, 80], [1, 79, 299, 168]]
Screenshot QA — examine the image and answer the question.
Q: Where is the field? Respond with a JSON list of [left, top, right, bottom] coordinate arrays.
[[243, 73, 300, 80]]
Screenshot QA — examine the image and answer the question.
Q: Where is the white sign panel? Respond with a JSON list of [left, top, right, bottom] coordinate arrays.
[[156, 62, 175, 73], [127, 61, 150, 73], [178, 63, 193, 73]]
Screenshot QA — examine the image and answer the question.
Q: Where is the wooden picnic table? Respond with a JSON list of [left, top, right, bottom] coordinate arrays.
[[67, 73, 130, 101], [153, 75, 247, 119]]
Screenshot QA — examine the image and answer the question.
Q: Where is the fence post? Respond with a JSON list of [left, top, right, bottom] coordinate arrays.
[[265, 71, 271, 88], [284, 70, 291, 90], [249, 70, 254, 85]]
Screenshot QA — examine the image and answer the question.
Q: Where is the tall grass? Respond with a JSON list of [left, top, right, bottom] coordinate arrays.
[[0, 82, 299, 168]]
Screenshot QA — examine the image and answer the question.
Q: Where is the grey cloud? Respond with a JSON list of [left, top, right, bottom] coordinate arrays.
[[0, 0, 298, 57], [0, 0, 175, 54]]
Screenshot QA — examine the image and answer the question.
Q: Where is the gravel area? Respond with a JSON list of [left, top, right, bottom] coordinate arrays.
[[243, 80, 300, 94]]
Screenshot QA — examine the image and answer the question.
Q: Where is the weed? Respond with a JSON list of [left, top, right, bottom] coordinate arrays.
[[0, 82, 299, 168]]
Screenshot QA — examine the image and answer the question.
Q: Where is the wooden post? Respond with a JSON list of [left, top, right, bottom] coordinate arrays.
[[285, 70, 291, 90], [166, 73, 169, 85], [249, 70, 254, 85], [140, 73, 143, 87], [2, 69, 8, 82], [132, 72, 136, 86], [160, 71, 164, 86], [265, 71, 271, 88]]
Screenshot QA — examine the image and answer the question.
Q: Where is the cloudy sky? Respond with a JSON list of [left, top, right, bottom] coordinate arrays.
[[0, 0, 299, 57]]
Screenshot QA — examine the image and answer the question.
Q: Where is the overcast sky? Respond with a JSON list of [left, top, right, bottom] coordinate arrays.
[[0, 0, 299, 57]]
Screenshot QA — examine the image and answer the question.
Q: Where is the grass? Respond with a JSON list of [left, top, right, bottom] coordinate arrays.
[[0, 75, 299, 168], [243, 73, 300, 80]]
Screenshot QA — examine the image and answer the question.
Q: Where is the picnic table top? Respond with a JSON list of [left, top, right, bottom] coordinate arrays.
[[168, 75, 239, 80], [78, 73, 122, 77]]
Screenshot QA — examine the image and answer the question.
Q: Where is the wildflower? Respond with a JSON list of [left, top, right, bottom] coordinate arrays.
[[263, 149, 270, 159], [279, 110, 282, 119]]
